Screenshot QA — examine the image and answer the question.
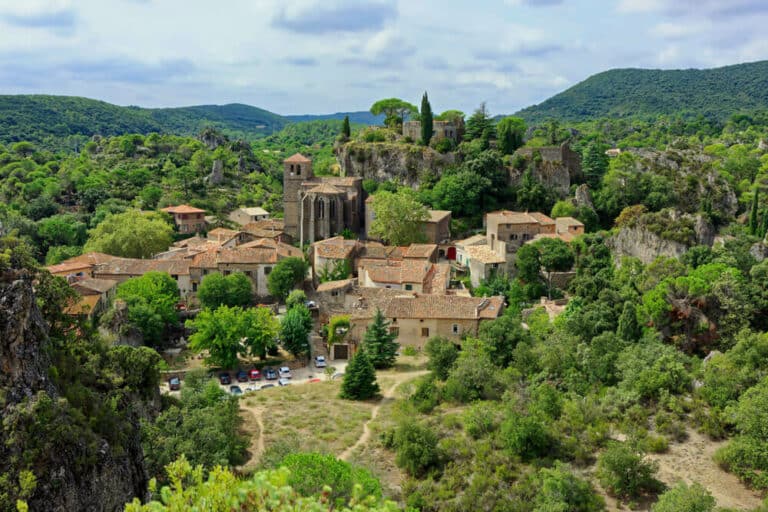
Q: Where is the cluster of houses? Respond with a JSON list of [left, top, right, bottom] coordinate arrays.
[[49, 153, 584, 356]]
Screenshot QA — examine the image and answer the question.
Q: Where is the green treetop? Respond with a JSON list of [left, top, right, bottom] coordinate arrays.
[[368, 189, 429, 246], [369, 98, 418, 129], [420, 91, 434, 145], [340, 349, 380, 400], [362, 308, 399, 369], [84, 209, 173, 259]]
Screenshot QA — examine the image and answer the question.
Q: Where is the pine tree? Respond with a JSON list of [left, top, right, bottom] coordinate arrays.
[[617, 301, 641, 342], [363, 308, 399, 369], [760, 209, 768, 239], [340, 349, 379, 400], [750, 189, 760, 236], [582, 142, 609, 189], [420, 91, 433, 145], [341, 115, 351, 139]]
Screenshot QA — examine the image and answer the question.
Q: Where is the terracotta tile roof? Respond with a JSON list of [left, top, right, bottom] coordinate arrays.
[[534, 232, 577, 243], [191, 242, 301, 268], [284, 153, 311, 163], [241, 219, 285, 238], [316, 278, 356, 292], [236, 207, 269, 216], [364, 259, 432, 285], [345, 287, 416, 320], [466, 245, 506, 264], [71, 278, 117, 295], [46, 252, 118, 275], [555, 217, 584, 231], [357, 243, 403, 260], [207, 228, 240, 241], [161, 204, 206, 214], [404, 244, 437, 259], [307, 182, 344, 195], [426, 210, 451, 223], [423, 263, 451, 294], [455, 234, 487, 247], [95, 258, 191, 276], [323, 176, 363, 187], [216, 247, 277, 264], [486, 210, 555, 226], [191, 248, 219, 269], [314, 237, 357, 260], [64, 294, 101, 316], [384, 295, 504, 320]]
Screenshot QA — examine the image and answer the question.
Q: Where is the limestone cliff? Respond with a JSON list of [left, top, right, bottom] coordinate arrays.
[[0, 273, 157, 511], [335, 141, 456, 187], [608, 211, 715, 265]]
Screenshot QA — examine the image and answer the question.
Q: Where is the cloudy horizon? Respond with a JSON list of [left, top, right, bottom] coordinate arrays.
[[1, 0, 767, 116]]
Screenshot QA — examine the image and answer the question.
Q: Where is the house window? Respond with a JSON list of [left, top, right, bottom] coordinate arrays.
[[192, 283, 198, 292], [331, 291, 339, 297], [223, 270, 231, 276], [264, 267, 272, 275], [389, 327, 399, 336], [421, 327, 430, 337], [405, 284, 413, 291], [522, 233, 531, 241], [452, 324, 460, 334], [510, 234, 518, 240]]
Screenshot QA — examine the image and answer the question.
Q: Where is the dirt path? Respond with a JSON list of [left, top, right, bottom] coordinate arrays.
[[339, 370, 428, 462], [646, 429, 764, 510], [238, 404, 265, 471]]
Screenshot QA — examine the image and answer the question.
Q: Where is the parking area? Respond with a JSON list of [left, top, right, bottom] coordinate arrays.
[[160, 358, 349, 396]]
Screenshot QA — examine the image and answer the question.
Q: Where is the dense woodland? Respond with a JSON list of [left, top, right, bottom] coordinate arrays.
[[5, 85, 768, 511]]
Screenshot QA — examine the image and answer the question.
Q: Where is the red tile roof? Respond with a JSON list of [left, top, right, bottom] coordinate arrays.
[[161, 204, 206, 214], [46, 252, 119, 275], [284, 153, 311, 163], [384, 295, 504, 320]]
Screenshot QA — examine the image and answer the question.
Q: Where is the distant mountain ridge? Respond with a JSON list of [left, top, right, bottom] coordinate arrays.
[[516, 60, 768, 123], [0, 95, 382, 150], [285, 111, 384, 125]]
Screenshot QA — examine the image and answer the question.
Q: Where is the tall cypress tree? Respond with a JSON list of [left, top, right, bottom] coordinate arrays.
[[420, 91, 433, 146], [340, 349, 379, 400], [341, 115, 351, 139], [750, 189, 760, 236], [617, 301, 641, 342], [363, 308, 399, 369]]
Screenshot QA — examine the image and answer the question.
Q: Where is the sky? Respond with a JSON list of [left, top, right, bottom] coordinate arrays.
[[0, 0, 767, 116]]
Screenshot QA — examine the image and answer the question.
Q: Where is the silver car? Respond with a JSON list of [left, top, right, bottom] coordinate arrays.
[[314, 355, 327, 368], [278, 378, 291, 387], [278, 366, 292, 378]]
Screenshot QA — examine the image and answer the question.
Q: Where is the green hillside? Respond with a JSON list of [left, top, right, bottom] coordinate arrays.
[[516, 60, 768, 123], [0, 95, 289, 150]]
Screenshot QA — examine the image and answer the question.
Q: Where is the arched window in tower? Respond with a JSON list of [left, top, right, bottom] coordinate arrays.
[[290, 164, 294, 174], [296, 164, 301, 175], [329, 198, 336, 219], [317, 199, 325, 219]]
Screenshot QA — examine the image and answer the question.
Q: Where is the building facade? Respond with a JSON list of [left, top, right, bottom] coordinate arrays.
[[282, 153, 364, 244], [161, 205, 207, 234]]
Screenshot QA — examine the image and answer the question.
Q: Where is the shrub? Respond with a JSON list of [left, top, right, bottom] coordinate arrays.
[[424, 336, 458, 380], [393, 421, 440, 477], [410, 376, 440, 414], [464, 402, 499, 439], [596, 442, 662, 499], [500, 413, 552, 461], [651, 482, 715, 512]]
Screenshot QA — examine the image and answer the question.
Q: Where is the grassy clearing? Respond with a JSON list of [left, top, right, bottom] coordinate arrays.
[[244, 380, 373, 457]]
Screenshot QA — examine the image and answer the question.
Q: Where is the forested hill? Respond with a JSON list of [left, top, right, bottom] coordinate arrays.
[[0, 95, 289, 150], [285, 111, 384, 125], [516, 60, 768, 123]]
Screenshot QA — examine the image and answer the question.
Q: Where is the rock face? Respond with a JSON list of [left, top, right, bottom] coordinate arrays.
[[509, 144, 582, 197], [335, 141, 456, 187], [207, 158, 224, 185], [574, 184, 594, 209], [608, 213, 715, 265], [0, 276, 152, 511]]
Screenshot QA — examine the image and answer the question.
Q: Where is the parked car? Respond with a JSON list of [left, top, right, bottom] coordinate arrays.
[[249, 368, 261, 381], [314, 355, 327, 368], [168, 376, 181, 391], [229, 385, 243, 396], [264, 367, 277, 380], [260, 383, 275, 390], [219, 372, 231, 385], [279, 366, 292, 378], [305, 300, 318, 309], [245, 386, 257, 392], [236, 369, 248, 382], [278, 378, 291, 387]]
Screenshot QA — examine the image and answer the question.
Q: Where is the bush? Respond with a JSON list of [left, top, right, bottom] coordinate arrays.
[[280, 453, 381, 507], [410, 376, 440, 414], [393, 421, 440, 477], [533, 463, 606, 512], [651, 482, 715, 512], [596, 442, 662, 499], [464, 402, 499, 439], [500, 413, 552, 461], [424, 336, 458, 381]]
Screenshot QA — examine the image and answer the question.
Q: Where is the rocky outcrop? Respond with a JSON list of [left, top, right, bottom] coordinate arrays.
[[508, 161, 571, 197], [0, 275, 154, 511], [335, 141, 456, 187], [608, 212, 714, 265], [574, 184, 594, 209], [207, 158, 224, 185]]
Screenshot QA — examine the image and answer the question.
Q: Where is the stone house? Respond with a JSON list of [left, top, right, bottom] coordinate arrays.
[[92, 258, 193, 296], [312, 236, 359, 283], [189, 241, 302, 297], [486, 211, 556, 254], [316, 278, 356, 308], [402, 120, 462, 143], [347, 292, 504, 350], [229, 207, 270, 226], [64, 277, 118, 319], [421, 210, 452, 244], [46, 252, 118, 279], [240, 219, 292, 244], [282, 153, 364, 244], [161, 204, 207, 234], [358, 259, 450, 294]]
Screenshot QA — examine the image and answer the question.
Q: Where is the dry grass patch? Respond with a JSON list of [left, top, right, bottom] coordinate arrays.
[[247, 381, 373, 457]]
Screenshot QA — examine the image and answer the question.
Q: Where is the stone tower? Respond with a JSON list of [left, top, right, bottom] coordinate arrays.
[[283, 153, 313, 238]]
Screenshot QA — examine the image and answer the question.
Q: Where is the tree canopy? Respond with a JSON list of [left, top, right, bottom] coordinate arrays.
[[368, 190, 429, 246], [84, 209, 174, 259], [369, 98, 418, 128], [197, 271, 252, 310]]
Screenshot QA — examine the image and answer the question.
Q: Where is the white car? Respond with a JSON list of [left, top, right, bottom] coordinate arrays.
[[314, 355, 327, 368], [278, 366, 292, 378], [278, 378, 291, 387]]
